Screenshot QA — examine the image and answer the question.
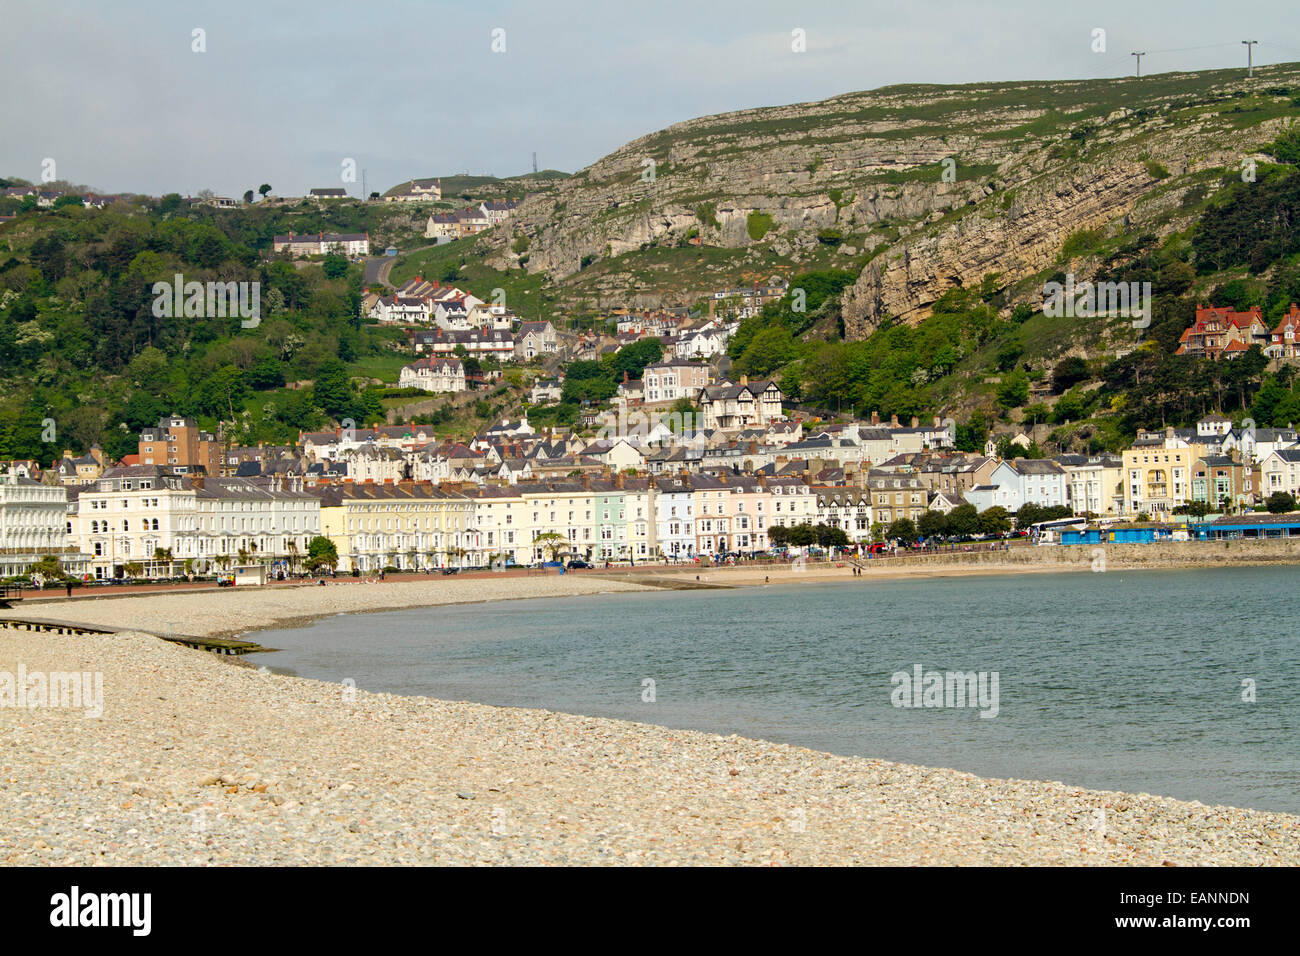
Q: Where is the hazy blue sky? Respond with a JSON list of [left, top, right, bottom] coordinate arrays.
[[3, 0, 1298, 197]]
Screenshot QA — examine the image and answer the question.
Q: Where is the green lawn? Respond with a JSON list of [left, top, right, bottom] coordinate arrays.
[[349, 354, 410, 383]]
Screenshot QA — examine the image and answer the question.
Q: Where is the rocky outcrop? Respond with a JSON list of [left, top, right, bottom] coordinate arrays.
[[842, 164, 1156, 336], [480, 64, 1300, 334]]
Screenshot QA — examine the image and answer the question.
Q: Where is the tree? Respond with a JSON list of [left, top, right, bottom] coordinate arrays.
[[258, 184, 272, 199], [813, 523, 849, 548], [917, 510, 948, 539], [955, 410, 989, 453], [996, 338, 1023, 372], [561, 361, 616, 404], [26, 554, 67, 582], [886, 518, 917, 543], [768, 525, 791, 549], [1272, 122, 1300, 165], [306, 536, 339, 572], [736, 324, 799, 376], [1266, 491, 1296, 514], [603, 337, 664, 381], [997, 370, 1029, 409], [1052, 356, 1090, 393], [243, 190, 255, 204], [977, 507, 1012, 536], [532, 531, 567, 561], [312, 358, 356, 420], [1015, 502, 1045, 529], [322, 255, 349, 280]]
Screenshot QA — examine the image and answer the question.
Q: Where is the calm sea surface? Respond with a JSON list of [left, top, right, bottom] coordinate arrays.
[[252, 568, 1300, 814]]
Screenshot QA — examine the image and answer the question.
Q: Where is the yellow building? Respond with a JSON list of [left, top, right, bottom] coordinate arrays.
[[1122, 441, 1194, 517], [319, 483, 471, 572]]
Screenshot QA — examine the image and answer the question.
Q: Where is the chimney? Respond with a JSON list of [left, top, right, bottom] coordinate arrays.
[[933, 416, 940, 427], [890, 414, 899, 428], [871, 411, 880, 426], [739, 374, 748, 386]]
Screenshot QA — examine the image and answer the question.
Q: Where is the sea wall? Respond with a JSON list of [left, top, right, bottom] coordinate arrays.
[[880, 538, 1300, 572]]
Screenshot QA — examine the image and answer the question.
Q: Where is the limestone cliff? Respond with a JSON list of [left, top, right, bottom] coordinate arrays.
[[475, 63, 1300, 335]]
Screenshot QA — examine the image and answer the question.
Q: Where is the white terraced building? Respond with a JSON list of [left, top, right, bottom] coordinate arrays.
[[68, 466, 321, 579], [0, 471, 89, 578]]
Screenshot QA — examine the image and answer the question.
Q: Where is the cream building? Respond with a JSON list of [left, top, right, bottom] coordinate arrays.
[[1062, 455, 1125, 516], [398, 356, 466, 394], [319, 484, 473, 573], [1, 471, 88, 578], [69, 467, 320, 579]]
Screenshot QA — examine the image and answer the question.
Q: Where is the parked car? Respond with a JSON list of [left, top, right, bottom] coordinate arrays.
[[440, 567, 460, 575], [566, 559, 590, 569]]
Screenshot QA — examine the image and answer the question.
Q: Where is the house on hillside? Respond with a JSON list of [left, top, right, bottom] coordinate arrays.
[[273, 231, 369, 257], [643, 361, 711, 405], [698, 377, 783, 431], [1176, 304, 1271, 359], [387, 178, 443, 203], [965, 459, 1068, 513], [1265, 304, 1300, 360], [411, 328, 515, 363], [398, 356, 467, 394], [531, 378, 563, 404], [479, 199, 519, 225], [515, 321, 558, 360]]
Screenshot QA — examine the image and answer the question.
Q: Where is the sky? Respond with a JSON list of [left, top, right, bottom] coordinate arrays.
[[3, 0, 1299, 198]]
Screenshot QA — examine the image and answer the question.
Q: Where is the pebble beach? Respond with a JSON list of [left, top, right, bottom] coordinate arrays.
[[3, 577, 1298, 866]]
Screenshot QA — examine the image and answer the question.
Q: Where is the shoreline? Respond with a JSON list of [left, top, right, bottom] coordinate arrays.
[[2, 621, 1296, 865], [3, 573, 1299, 864]]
